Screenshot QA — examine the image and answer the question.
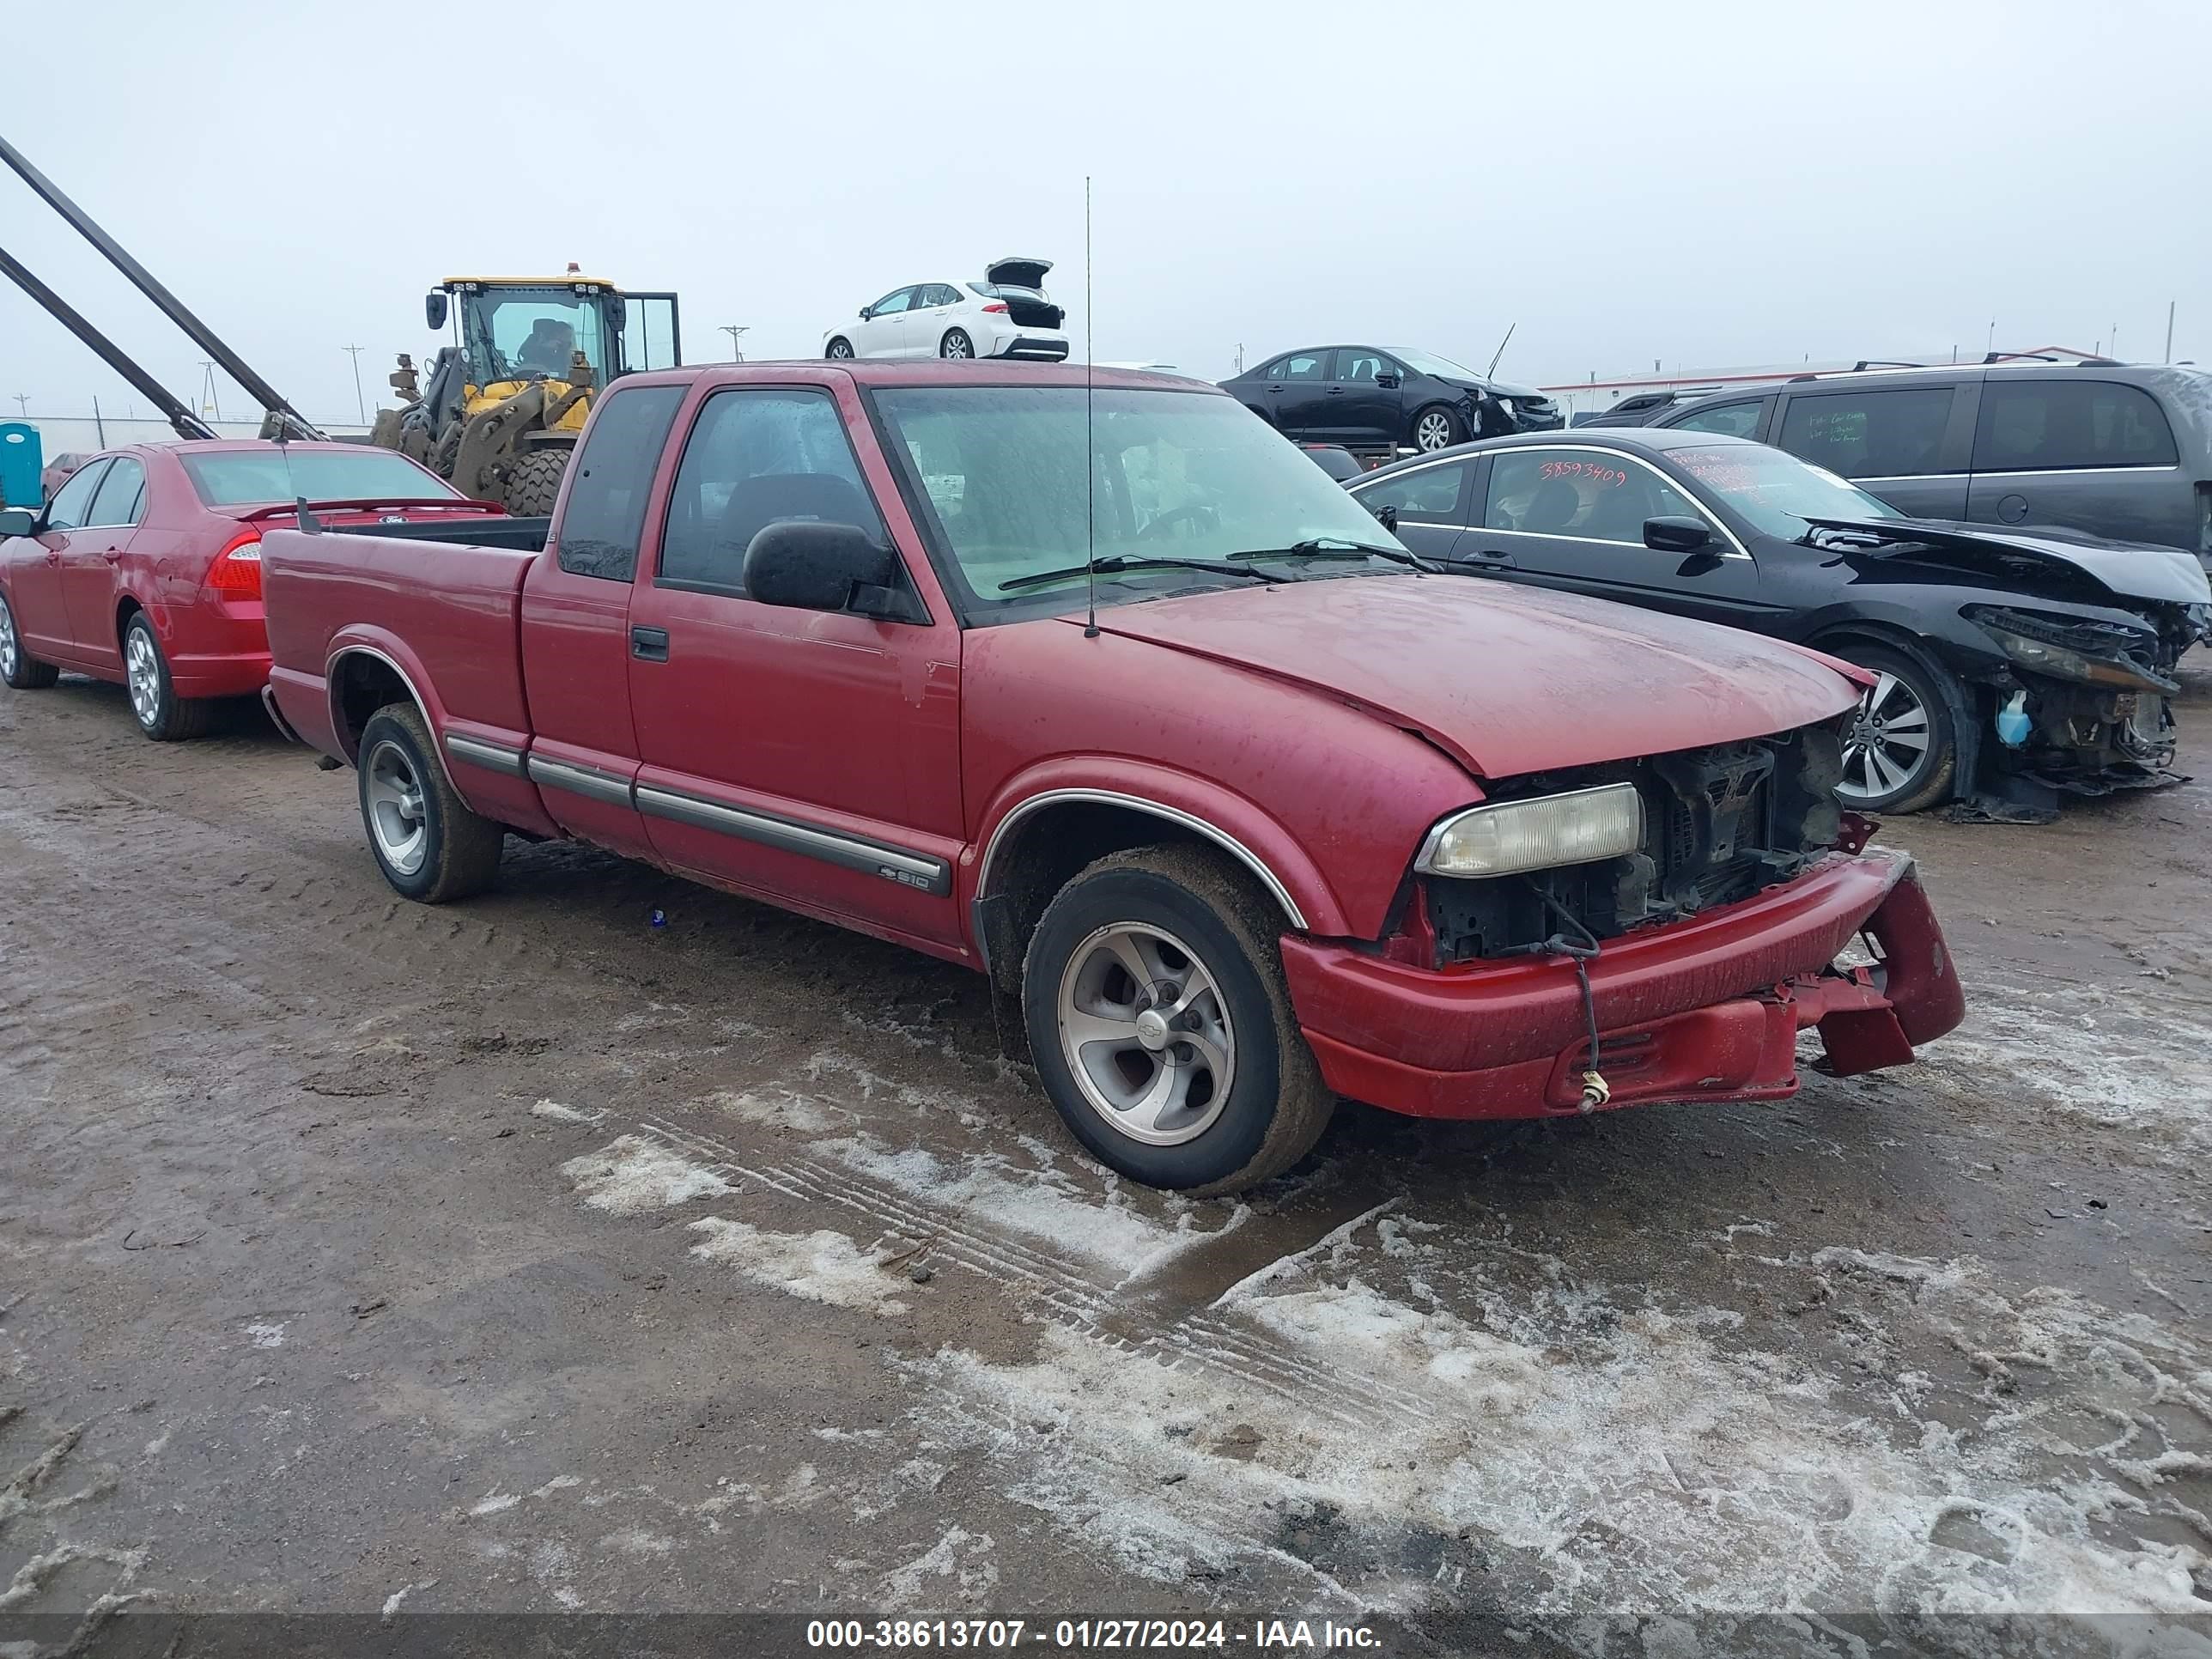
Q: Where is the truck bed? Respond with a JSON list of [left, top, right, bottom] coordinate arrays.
[[261, 527, 538, 761]]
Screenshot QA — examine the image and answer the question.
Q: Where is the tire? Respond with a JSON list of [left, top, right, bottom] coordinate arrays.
[[356, 702, 504, 902], [431, 422, 463, 483], [825, 337, 854, 361], [122, 613, 212, 741], [1022, 844, 1334, 1194], [502, 449, 568, 517], [939, 329, 974, 360], [1410, 404, 1464, 453], [1832, 641, 1959, 814], [0, 592, 60, 690]]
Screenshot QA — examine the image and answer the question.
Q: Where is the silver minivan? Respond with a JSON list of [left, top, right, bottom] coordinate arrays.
[[1656, 363, 2212, 570]]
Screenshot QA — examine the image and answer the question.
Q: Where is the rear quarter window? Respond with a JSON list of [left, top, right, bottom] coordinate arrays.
[[1972, 380, 2179, 471], [1778, 386, 1955, 478], [555, 386, 686, 580]]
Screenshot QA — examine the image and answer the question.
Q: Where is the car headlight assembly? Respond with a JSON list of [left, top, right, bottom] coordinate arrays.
[[1967, 608, 2173, 692], [1416, 782, 1644, 878]]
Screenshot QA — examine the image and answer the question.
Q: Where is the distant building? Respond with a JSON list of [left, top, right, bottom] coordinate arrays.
[[1540, 346, 2117, 423]]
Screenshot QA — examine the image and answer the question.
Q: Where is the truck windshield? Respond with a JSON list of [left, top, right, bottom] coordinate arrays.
[[871, 386, 1409, 615], [179, 448, 462, 507], [1668, 445, 1905, 538]]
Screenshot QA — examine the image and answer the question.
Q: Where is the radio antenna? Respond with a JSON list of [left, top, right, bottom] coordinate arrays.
[[1082, 174, 1099, 640], [1485, 322, 1517, 380]]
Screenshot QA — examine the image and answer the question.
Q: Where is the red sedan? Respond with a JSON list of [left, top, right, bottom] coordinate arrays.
[[0, 441, 501, 739]]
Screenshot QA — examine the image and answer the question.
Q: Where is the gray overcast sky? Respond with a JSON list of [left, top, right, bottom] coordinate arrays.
[[4, 0, 2209, 424]]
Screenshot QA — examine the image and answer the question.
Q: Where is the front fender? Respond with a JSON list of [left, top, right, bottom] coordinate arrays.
[[967, 757, 1353, 938]]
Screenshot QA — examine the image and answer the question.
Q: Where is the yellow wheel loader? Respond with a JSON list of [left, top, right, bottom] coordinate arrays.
[[372, 271, 681, 515]]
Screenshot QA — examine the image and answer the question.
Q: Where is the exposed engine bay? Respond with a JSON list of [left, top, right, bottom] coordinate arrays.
[[1423, 723, 1847, 963]]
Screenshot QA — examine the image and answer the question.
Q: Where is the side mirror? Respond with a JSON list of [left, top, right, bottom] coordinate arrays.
[[1375, 372, 1401, 389], [1644, 515, 1712, 553], [424, 291, 449, 331], [744, 520, 898, 614], [0, 507, 35, 538], [605, 293, 628, 334], [859, 306, 873, 319], [1366, 501, 1400, 532]]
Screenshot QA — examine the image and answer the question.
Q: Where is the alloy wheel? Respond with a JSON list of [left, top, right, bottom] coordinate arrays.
[[828, 339, 853, 359], [1839, 670, 1933, 804], [1054, 921, 1236, 1146], [1414, 411, 1453, 451], [125, 628, 162, 729], [0, 596, 17, 680], [364, 738, 429, 876], [942, 333, 972, 359]]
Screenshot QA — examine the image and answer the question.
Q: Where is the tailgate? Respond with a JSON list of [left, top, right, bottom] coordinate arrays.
[[262, 528, 538, 757]]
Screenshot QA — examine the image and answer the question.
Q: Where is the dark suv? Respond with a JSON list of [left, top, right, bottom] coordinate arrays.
[[1654, 363, 2212, 568]]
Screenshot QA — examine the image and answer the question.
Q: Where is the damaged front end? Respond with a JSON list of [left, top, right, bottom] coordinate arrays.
[[1961, 601, 2208, 808]]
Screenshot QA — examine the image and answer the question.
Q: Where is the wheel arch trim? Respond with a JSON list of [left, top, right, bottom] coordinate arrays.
[[323, 641, 467, 802], [975, 787, 1311, 932]]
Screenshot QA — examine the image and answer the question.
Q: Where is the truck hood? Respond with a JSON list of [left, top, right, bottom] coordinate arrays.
[[1090, 575, 1863, 780], [1809, 517, 2211, 610]]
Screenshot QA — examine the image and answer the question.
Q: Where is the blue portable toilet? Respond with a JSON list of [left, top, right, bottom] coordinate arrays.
[[0, 422, 42, 511]]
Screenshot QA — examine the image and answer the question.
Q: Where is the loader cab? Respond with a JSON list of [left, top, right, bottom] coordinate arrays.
[[425, 277, 683, 394]]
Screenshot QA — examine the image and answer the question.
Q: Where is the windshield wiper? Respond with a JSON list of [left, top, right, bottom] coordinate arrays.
[[1226, 538, 1439, 573], [997, 556, 1287, 593]]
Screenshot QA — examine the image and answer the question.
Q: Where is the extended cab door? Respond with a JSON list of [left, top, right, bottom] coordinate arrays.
[[623, 380, 967, 956], [1470, 445, 1766, 627], [517, 381, 689, 859]]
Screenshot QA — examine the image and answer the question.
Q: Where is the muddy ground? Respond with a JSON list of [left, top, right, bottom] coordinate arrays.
[[3, 660, 2210, 1659]]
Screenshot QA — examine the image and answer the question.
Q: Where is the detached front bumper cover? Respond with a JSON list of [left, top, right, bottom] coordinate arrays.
[[1283, 850, 1963, 1121]]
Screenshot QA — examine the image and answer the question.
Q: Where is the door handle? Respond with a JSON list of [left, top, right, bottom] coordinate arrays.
[[1326, 387, 1345, 396], [102, 549, 122, 563], [629, 626, 669, 662], [44, 551, 60, 566]]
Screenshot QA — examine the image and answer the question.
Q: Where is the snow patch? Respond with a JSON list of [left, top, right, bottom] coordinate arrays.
[[880, 1526, 999, 1601], [688, 1218, 908, 1314], [696, 1087, 836, 1134], [244, 1321, 288, 1349], [562, 1135, 732, 1214], [601, 1527, 679, 1557], [469, 1492, 520, 1516], [531, 1099, 605, 1124]]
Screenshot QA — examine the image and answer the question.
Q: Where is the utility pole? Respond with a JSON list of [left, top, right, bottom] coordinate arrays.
[[198, 362, 222, 421], [10, 393, 27, 418], [92, 394, 105, 445], [1234, 343, 1243, 374], [1986, 319, 1996, 357], [718, 325, 748, 362], [343, 343, 368, 425], [2166, 301, 2176, 363], [2110, 325, 2118, 361]]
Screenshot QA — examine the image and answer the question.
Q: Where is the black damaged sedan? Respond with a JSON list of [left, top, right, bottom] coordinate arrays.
[[1346, 428, 2211, 818]]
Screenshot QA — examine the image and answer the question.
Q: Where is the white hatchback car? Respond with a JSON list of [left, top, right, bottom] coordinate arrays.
[[823, 258, 1069, 362]]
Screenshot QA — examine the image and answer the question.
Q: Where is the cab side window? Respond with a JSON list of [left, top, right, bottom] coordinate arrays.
[[1484, 450, 1709, 545], [1332, 350, 1389, 385], [555, 386, 685, 580], [658, 387, 887, 594], [88, 457, 146, 527], [1358, 461, 1468, 524], [42, 459, 110, 532]]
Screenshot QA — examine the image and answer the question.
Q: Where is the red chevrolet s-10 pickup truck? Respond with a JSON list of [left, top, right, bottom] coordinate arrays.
[[260, 362, 1964, 1194]]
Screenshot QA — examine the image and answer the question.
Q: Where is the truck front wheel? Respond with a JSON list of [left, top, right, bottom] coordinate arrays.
[[1022, 845, 1334, 1194], [356, 703, 504, 902]]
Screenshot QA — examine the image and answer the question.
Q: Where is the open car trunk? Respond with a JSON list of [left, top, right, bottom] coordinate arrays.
[[980, 256, 1064, 330]]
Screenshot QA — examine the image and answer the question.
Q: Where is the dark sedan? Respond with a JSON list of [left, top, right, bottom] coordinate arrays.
[[1221, 346, 1561, 454], [1345, 428, 2211, 819]]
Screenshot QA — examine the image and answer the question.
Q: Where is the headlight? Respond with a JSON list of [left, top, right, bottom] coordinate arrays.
[[1415, 782, 1644, 878], [1967, 609, 2172, 691]]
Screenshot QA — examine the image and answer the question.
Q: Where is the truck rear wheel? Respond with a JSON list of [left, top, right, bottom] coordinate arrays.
[[356, 703, 504, 902], [1022, 844, 1334, 1194], [503, 450, 568, 517]]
